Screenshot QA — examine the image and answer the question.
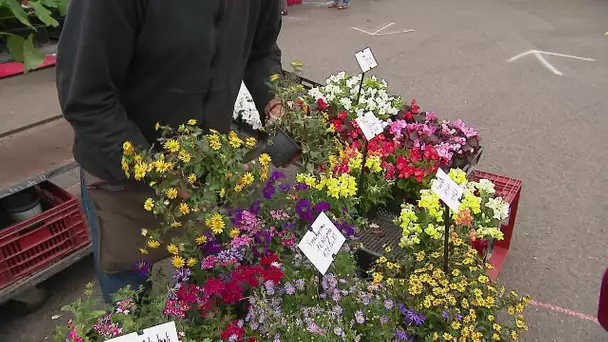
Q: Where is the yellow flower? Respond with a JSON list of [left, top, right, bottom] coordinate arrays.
[[179, 203, 191, 215], [515, 319, 527, 330], [171, 256, 185, 268], [205, 213, 225, 235], [492, 333, 501, 341], [219, 188, 226, 198], [178, 150, 191, 163], [515, 303, 524, 313], [196, 235, 208, 245], [123, 141, 135, 156], [523, 296, 531, 305], [448, 168, 467, 185], [147, 240, 160, 249], [432, 332, 439, 341], [246, 137, 257, 148], [170, 221, 182, 228], [167, 244, 179, 255], [493, 323, 502, 332], [372, 272, 383, 285], [452, 269, 460, 277], [144, 198, 155, 211], [188, 173, 197, 184], [451, 321, 461, 330], [270, 73, 281, 81], [228, 131, 243, 148], [187, 119, 197, 125], [178, 124, 186, 133], [507, 306, 515, 315], [241, 172, 255, 185], [163, 139, 180, 153], [187, 257, 197, 267], [386, 278, 394, 286], [259, 153, 272, 166], [139, 248, 148, 255], [166, 188, 178, 199], [377, 256, 387, 264], [511, 331, 518, 340], [487, 315, 495, 322], [208, 134, 222, 150], [478, 275, 489, 284], [155, 122, 161, 131], [442, 333, 454, 340], [230, 229, 240, 238], [384, 246, 392, 253], [415, 251, 425, 261]]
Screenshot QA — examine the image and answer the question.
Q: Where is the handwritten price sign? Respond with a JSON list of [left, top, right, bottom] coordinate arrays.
[[105, 322, 179, 342], [298, 212, 346, 275], [355, 47, 378, 73], [431, 168, 463, 213], [355, 112, 384, 141]]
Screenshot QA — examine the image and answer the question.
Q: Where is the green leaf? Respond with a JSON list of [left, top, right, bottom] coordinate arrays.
[[23, 34, 46, 70], [5, 0, 33, 28], [29, 1, 59, 27], [397, 178, 408, 189], [6, 34, 25, 62]]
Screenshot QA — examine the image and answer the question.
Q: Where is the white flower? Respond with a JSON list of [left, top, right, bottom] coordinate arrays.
[[475, 179, 496, 195], [486, 197, 510, 220], [339, 97, 352, 110], [308, 87, 324, 99]]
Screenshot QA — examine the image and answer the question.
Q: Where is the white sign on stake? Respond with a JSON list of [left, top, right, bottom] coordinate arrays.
[[355, 112, 384, 141], [297, 212, 346, 275], [355, 47, 378, 73], [105, 322, 179, 342], [431, 168, 463, 213]]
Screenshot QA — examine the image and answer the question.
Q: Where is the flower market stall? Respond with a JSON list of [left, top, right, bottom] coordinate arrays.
[[56, 66, 528, 342]]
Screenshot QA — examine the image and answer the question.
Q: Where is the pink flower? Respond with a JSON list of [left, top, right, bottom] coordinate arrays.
[[425, 112, 437, 122]]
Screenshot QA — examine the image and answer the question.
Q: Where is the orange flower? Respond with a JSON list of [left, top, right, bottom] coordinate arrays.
[[456, 209, 472, 226]]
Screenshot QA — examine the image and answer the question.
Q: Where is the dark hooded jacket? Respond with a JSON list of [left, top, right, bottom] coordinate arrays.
[[57, 0, 282, 182]]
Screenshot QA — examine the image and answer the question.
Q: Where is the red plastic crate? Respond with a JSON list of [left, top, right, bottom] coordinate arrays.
[[469, 171, 522, 280], [0, 181, 89, 289], [287, 0, 302, 5]]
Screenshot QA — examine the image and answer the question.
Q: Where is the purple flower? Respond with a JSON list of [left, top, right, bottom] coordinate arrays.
[[455, 313, 463, 322], [284, 282, 296, 295], [296, 199, 312, 221], [249, 201, 262, 215], [133, 259, 152, 276], [270, 170, 286, 182], [442, 311, 449, 320], [380, 316, 389, 325], [306, 322, 327, 336], [332, 305, 343, 315], [172, 268, 192, 285], [360, 292, 372, 306], [294, 182, 309, 190], [398, 303, 426, 326], [384, 299, 394, 310], [313, 201, 330, 214], [263, 183, 276, 199], [279, 183, 291, 192], [354, 310, 366, 324], [273, 333, 281, 342], [200, 239, 222, 256], [395, 328, 409, 341], [333, 327, 344, 337], [332, 289, 341, 302], [295, 279, 305, 291]]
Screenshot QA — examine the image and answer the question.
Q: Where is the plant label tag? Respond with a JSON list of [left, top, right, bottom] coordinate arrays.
[[431, 168, 463, 212], [355, 47, 378, 73], [298, 212, 346, 275], [355, 112, 384, 141], [104, 322, 179, 342]]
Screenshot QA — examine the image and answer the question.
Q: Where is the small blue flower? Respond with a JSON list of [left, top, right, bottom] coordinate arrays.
[[355, 310, 366, 324], [384, 299, 394, 310]]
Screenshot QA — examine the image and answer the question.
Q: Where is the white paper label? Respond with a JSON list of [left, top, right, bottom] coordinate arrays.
[[431, 168, 463, 213], [297, 212, 346, 275], [105, 322, 179, 342], [355, 112, 384, 141], [355, 47, 378, 73]]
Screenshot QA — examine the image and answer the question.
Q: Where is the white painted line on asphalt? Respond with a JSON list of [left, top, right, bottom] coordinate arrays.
[[352, 22, 415, 36], [531, 299, 599, 324], [373, 22, 395, 35], [508, 50, 595, 76]]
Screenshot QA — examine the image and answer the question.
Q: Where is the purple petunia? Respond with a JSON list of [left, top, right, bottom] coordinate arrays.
[[279, 183, 291, 192], [263, 183, 276, 199], [133, 259, 152, 276], [249, 200, 262, 215], [296, 199, 312, 222], [270, 170, 286, 182], [313, 201, 330, 214], [294, 182, 309, 190], [398, 303, 426, 326]]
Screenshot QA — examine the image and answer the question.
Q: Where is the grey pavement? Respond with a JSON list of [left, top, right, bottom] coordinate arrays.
[[1, 0, 607, 340]]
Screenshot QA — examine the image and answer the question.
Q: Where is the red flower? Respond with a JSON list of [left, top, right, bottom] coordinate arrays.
[[332, 119, 343, 132], [220, 281, 244, 305], [423, 145, 439, 161], [177, 284, 201, 304], [260, 253, 280, 267], [411, 99, 420, 114], [221, 321, 246, 340], [202, 278, 224, 297], [316, 98, 328, 111], [338, 111, 348, 120], [261, 266, 284, 284], [409, 148, 422, 163]]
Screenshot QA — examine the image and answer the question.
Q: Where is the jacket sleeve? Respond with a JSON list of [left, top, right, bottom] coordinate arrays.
[[57, 0, 149, 181], [243, 0, 283, 122]]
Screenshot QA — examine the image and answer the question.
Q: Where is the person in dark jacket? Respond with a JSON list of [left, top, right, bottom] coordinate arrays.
[[57, 0, 283, 302]]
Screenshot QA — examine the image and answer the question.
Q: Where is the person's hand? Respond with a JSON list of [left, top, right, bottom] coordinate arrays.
[[264, 99, 283, 121]]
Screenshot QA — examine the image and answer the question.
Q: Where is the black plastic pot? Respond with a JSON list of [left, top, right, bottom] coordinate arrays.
[[262, 128, 302, 167]]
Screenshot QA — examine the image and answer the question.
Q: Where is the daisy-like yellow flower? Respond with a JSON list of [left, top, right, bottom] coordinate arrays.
[[478, 275, 489, 284], [205, 213, 225, 235], [166, 188, 178, 199], [195, 235, 208, 245], [492, 333, 501, 341], [229, 229, 240, 238], [507, 306, 515, 315], [178, 150, 191, 163], [147, 240, 160, 249], [179, 203, 190, 215], [219, 188, 226, 198], [144, 198, 155, 211], [170, 221, 182, 228], [451, 321, 461, 330], [241, 172, 255, 186], [442, 333, 454, 340], [167, 243, 179, 255], [511, 331, 518, 340], [386, 278, 394, 286], [121, 157, 130, 171], [187, 119, 197, 125], [245, 137, 257, 148], [372, 272, 383, 285], [123, 141, 135, 156], [234, 184, 244, 193], [187, 173, 197, 185], [384, 246, 392, 253], [269, 73, 281, 81], [487, 315, 495, 322], [171, 256, 185, 269], [155, 122, 161, 131], [208, 134, 222, 150], [258, 153, 272, 166], [163, 139, 180, 153], [377, 256, 387, 263], [139, 248, 148, 255], [228, 131, 243, 148], [187, 257, 197, 267]]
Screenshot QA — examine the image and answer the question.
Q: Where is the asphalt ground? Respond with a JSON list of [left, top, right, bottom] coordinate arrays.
[[0, 0, 607, 340]]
